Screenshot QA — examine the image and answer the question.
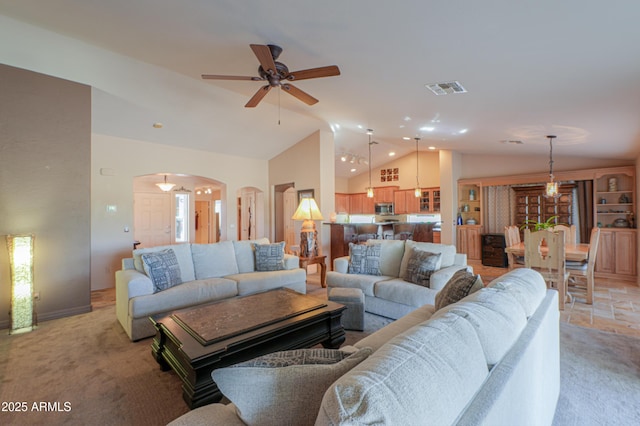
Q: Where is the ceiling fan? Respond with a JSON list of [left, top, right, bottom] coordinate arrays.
[[202, 44, 340, 108]]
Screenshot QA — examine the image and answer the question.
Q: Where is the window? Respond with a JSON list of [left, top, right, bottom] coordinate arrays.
[[175, 193, 189, 242]]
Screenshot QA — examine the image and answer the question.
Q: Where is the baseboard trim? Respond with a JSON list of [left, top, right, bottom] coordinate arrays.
[[0, 305, 92, 331], [36, 305, 92, 323]]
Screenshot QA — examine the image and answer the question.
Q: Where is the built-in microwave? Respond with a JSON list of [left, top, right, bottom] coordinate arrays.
[[375, 202, 394, 215]]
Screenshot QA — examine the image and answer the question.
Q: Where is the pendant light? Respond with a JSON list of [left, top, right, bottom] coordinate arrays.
[[544, 135, 560, 199], [366, 129, 375, 198], [156, 174, 176, 192], [414, 137, 421, 198]]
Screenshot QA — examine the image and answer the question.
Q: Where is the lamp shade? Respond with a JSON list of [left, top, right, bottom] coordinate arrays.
[[292, 197, 324, 221]]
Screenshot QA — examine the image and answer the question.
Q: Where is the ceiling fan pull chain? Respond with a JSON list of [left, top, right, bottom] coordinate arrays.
[[278, 86, 281, 125]]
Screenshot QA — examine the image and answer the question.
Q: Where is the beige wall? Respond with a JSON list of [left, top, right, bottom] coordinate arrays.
[[92, 134, 269, 290], [268, 130, 335, 257], [0, 64, 92, 327], [347, 151, 440, 194], [459, 153, 633, 179]]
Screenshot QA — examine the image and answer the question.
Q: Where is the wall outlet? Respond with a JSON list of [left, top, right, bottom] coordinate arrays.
[[33, 292, 40, 301]]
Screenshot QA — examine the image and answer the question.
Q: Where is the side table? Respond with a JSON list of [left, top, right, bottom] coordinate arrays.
[[299, 255, 327, 288]]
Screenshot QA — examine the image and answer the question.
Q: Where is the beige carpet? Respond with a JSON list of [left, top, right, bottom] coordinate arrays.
[[0, 297, 391, 426], [0, 305, 190, 426]]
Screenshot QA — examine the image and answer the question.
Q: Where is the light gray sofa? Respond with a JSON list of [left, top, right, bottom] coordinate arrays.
[[327, 239, 470, 319], [115, 238, 306, 341], [168, 268, 560, 425]]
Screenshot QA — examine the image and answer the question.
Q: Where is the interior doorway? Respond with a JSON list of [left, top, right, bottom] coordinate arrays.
[[133, 173, 225, 248]]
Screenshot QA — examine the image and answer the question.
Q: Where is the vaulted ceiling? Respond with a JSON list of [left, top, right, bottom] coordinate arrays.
[[2, 0, 639, 178]]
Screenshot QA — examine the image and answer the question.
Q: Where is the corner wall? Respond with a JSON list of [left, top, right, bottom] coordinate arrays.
[[0, 64, 91, 326]]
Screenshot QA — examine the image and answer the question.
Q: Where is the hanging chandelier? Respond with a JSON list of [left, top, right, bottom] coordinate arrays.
[[366, 129, 376, 198], [414, 137, 421, 198], [156, 175, 176, 192], [544, 135, 560, 199]]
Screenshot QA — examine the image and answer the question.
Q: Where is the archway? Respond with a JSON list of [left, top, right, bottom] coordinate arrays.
[[132, 173, 226, 248]]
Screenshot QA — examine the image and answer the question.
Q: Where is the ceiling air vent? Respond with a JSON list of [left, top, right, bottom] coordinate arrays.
[[425, 81, 467, 96]]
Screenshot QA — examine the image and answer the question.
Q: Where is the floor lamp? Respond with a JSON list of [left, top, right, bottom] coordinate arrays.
[[6, 234, 36, 334], [292, 197, 324, 258]]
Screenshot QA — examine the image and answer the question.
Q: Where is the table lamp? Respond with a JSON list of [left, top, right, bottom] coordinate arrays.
[[292, 197, 324, 257]]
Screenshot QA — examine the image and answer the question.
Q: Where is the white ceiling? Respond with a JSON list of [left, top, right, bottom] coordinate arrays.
[[2, 0, 640, 178]]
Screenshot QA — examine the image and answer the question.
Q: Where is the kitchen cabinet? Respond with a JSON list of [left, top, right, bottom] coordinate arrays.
[[394, 189, 420, 214], [457, 225, 482, 260], [373, 186, 398, 204], [349, 193, 374, 214], [335, 193, 350, 213], [595, 229, 636, 278], [420, 187, 441, 213]]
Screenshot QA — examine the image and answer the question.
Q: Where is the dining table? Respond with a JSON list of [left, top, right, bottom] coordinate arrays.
[[504, 242, 590, 262]]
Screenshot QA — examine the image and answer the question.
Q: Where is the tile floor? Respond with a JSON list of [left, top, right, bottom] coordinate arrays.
[[468, 260, 640, 337], [94, 261, 640, 337]]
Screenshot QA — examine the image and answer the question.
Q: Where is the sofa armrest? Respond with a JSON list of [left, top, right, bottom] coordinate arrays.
[[430, 264, 470, 291], [115, 268, 154, 299], [453, 253, 467, 266], [333, 256, 350, 273], [121, 257, 135, 270], [283, 253, 299, 270]]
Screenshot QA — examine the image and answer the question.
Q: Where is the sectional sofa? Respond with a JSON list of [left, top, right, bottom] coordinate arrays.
[[115, 238, 306, 341], [169, 268, 560, 425], [327, 239, 470, 319]]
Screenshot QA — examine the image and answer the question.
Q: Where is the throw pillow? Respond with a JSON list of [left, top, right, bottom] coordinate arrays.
[[435, 269, 484, 310], [402, 248, 442, 287], [347, 243, 382, 275], [253, 241, 286, 271], [141, 249, 182, 293], [212, 347, 372, 426]]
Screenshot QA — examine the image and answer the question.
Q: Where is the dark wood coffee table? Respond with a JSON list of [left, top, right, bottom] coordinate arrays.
[[150, 288, 346, 409]]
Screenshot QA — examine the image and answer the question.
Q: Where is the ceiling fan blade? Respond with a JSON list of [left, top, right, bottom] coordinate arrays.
[[245, 85, 271, 108], [250, 44, 277, 75], [202, 74, 262, 81], [286, 65, 340, 81], [281, 83, 319, 105]]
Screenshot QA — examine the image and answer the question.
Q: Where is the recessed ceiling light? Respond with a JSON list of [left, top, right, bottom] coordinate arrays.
[[403, 137, 411, 141], [389, 152, 395, 157], [350, 168, 356, 173], [340, 155, 347, 162], [459, 129, 468, 134], [404, 116, 412, 122], [357, 125, 363, 129], [428, 146, 436, 150], [420, 126, 435, 132]]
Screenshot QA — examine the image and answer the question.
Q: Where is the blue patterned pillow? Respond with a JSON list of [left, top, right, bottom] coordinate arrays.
[[348, 243, 382, 275], [141, 249, 182, 293], [253, 242, 286, 271]]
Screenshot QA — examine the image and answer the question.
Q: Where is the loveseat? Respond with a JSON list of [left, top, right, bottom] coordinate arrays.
[[168, 268, 560, 425], [115, 238, 306, 341], [327, 239, 470, 319]]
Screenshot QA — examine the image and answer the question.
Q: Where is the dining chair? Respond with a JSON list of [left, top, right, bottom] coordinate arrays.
[[550, 224, 577, 244], [504, 225, 524, 269], [524, 229, 569, 310], [566, 227, 600, 305]]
